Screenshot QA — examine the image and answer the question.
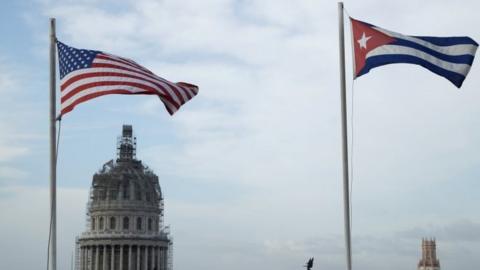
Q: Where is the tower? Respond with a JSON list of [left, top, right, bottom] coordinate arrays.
[[75, 125, 172, 270], [417, 238, 440, 270]]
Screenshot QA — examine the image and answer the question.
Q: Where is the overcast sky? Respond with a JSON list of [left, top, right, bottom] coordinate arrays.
[[0, 0, 479, 270]]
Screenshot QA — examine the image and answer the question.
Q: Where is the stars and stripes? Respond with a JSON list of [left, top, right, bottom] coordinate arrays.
[[57, 41, 198, 116], [351, 18, 478, 88]]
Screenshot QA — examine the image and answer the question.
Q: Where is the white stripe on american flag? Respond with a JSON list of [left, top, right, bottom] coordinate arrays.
[[60, 52, 198, 115], [61, 55, 188, 100], [92, 57, 189, 103], [94, 55, 182, 89], [66, 57, 185, 103], [61, 70, 181, 111], [61, 85, 180, 115], [101, 53, 154, 74], [62, 76, 165, 102], [61, 68, 182, 105], [61, 85, 179, 115], [62, 85, 152, 108]]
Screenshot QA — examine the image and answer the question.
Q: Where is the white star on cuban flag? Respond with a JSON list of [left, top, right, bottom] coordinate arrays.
[[357, 32, 372, 49]]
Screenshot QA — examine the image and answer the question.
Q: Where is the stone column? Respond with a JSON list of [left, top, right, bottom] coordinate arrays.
[[80, 247, 84, 270], [163, 248, 167, 270], [156, 247, 161, 270], [128, 245, 132, 270], [84, 247, 87, 270], [90, 246, 94, 270], [79, 247, 83, 270], [85, 246, 89, 270], [159, 248, 163, 270], [145, 246, 148, 270], [136, 246, 140, 270], [103, 245, 107, 270], [111, 245, 115, 270], [84, 246, 87, 270], [144, 245, 148, 270], [150, 246, 154, 270], [86, 247, 89, 270], [120, 245, 124, 270], [85, 245, 89, 270], [95, 245, 99, 270], [90, 247, 93, 270]]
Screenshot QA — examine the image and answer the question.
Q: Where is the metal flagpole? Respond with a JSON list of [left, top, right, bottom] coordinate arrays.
[[49, 17, 57, 270], [337, 2, 352, 270]]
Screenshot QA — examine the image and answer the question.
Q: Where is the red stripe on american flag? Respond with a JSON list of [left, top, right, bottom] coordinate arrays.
[[60, 80, 180, 109], [96, 54, 154, 75], [95, 56, 193, 100], [93, 56, 185, 95], [61, 71, 157, 91], [60, 72, 174, 102], [61, 89, 155, 115], [90, 62, 187, 103], [93, 57, 161, 82], [178, 82, 199, 97]]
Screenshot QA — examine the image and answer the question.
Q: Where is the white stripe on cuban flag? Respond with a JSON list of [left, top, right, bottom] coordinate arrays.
[[351, 18, 478, 88], [375, 27, 477, 56], [366, 45, 473, 76]]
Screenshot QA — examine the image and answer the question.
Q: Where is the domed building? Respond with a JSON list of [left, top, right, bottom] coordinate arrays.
[[75, 125, 172, 270]]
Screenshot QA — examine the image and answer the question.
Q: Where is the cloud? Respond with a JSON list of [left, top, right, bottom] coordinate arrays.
[[398, 220, 480, 243], [0, 166, 28, 181], [0, 66, 14, 95], [42, 0, 340, 193], [0, 58, 34, 186], [21, 1, 480, 270], [0, 142, 29, 162], [0, 186, 88, 270]]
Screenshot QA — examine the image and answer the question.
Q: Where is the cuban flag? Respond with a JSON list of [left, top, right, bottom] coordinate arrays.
[[351, 18, 478, 88]]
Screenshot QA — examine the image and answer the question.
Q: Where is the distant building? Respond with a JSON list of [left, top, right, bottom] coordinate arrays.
[[75, 125, 172, 270], [418, 238, 440, 270]]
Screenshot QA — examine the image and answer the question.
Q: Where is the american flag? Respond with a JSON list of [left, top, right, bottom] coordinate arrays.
[[57, 41, 199, 116]]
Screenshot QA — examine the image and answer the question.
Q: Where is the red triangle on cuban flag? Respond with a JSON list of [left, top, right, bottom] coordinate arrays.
[[351, 18, 396, 77]]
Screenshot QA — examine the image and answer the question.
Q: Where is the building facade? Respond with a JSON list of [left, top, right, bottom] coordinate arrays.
[[418, 238, 440, 270], [76, 125, 172, 270]]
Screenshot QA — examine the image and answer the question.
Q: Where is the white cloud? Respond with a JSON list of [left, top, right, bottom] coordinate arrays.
[[0, 166, 28, 181], [398, 220, 480, 243], [0, 186, 88, 270], [0, 143, 29, 162], [0, 69, 14, 95], [17, 1, 480, 270], [0, 59, 34, 185]]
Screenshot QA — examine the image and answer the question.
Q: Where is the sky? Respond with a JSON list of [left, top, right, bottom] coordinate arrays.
[[0, 0, 479, 270]]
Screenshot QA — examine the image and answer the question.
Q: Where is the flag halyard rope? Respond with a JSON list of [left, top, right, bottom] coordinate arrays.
[[47, 118, 62, 270]]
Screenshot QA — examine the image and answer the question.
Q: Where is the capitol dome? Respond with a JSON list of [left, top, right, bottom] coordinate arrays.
[[76, 125, 172, 270]]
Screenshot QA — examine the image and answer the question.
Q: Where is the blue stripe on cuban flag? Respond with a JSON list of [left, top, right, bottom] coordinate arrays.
[[357, 23, 478, 88]]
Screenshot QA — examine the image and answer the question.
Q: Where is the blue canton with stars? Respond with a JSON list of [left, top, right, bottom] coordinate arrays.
[[57, 41, 101, 79]]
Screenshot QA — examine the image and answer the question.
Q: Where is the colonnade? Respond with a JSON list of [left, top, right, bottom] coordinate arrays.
[[79, 244, 168, 270]]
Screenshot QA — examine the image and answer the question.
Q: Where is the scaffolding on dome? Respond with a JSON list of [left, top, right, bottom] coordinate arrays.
[[74, 125, 174, 270]]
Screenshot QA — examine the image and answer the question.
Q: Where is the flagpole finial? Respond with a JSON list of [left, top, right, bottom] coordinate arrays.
[[50, 18, 55, 31]]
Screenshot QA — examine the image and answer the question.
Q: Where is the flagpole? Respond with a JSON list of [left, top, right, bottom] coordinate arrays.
[[337, 2, 352, 270], [49, 17, 57, 270]]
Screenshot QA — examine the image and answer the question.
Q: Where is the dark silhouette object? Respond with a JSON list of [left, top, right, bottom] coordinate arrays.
[[304, 257, 314, 270]]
